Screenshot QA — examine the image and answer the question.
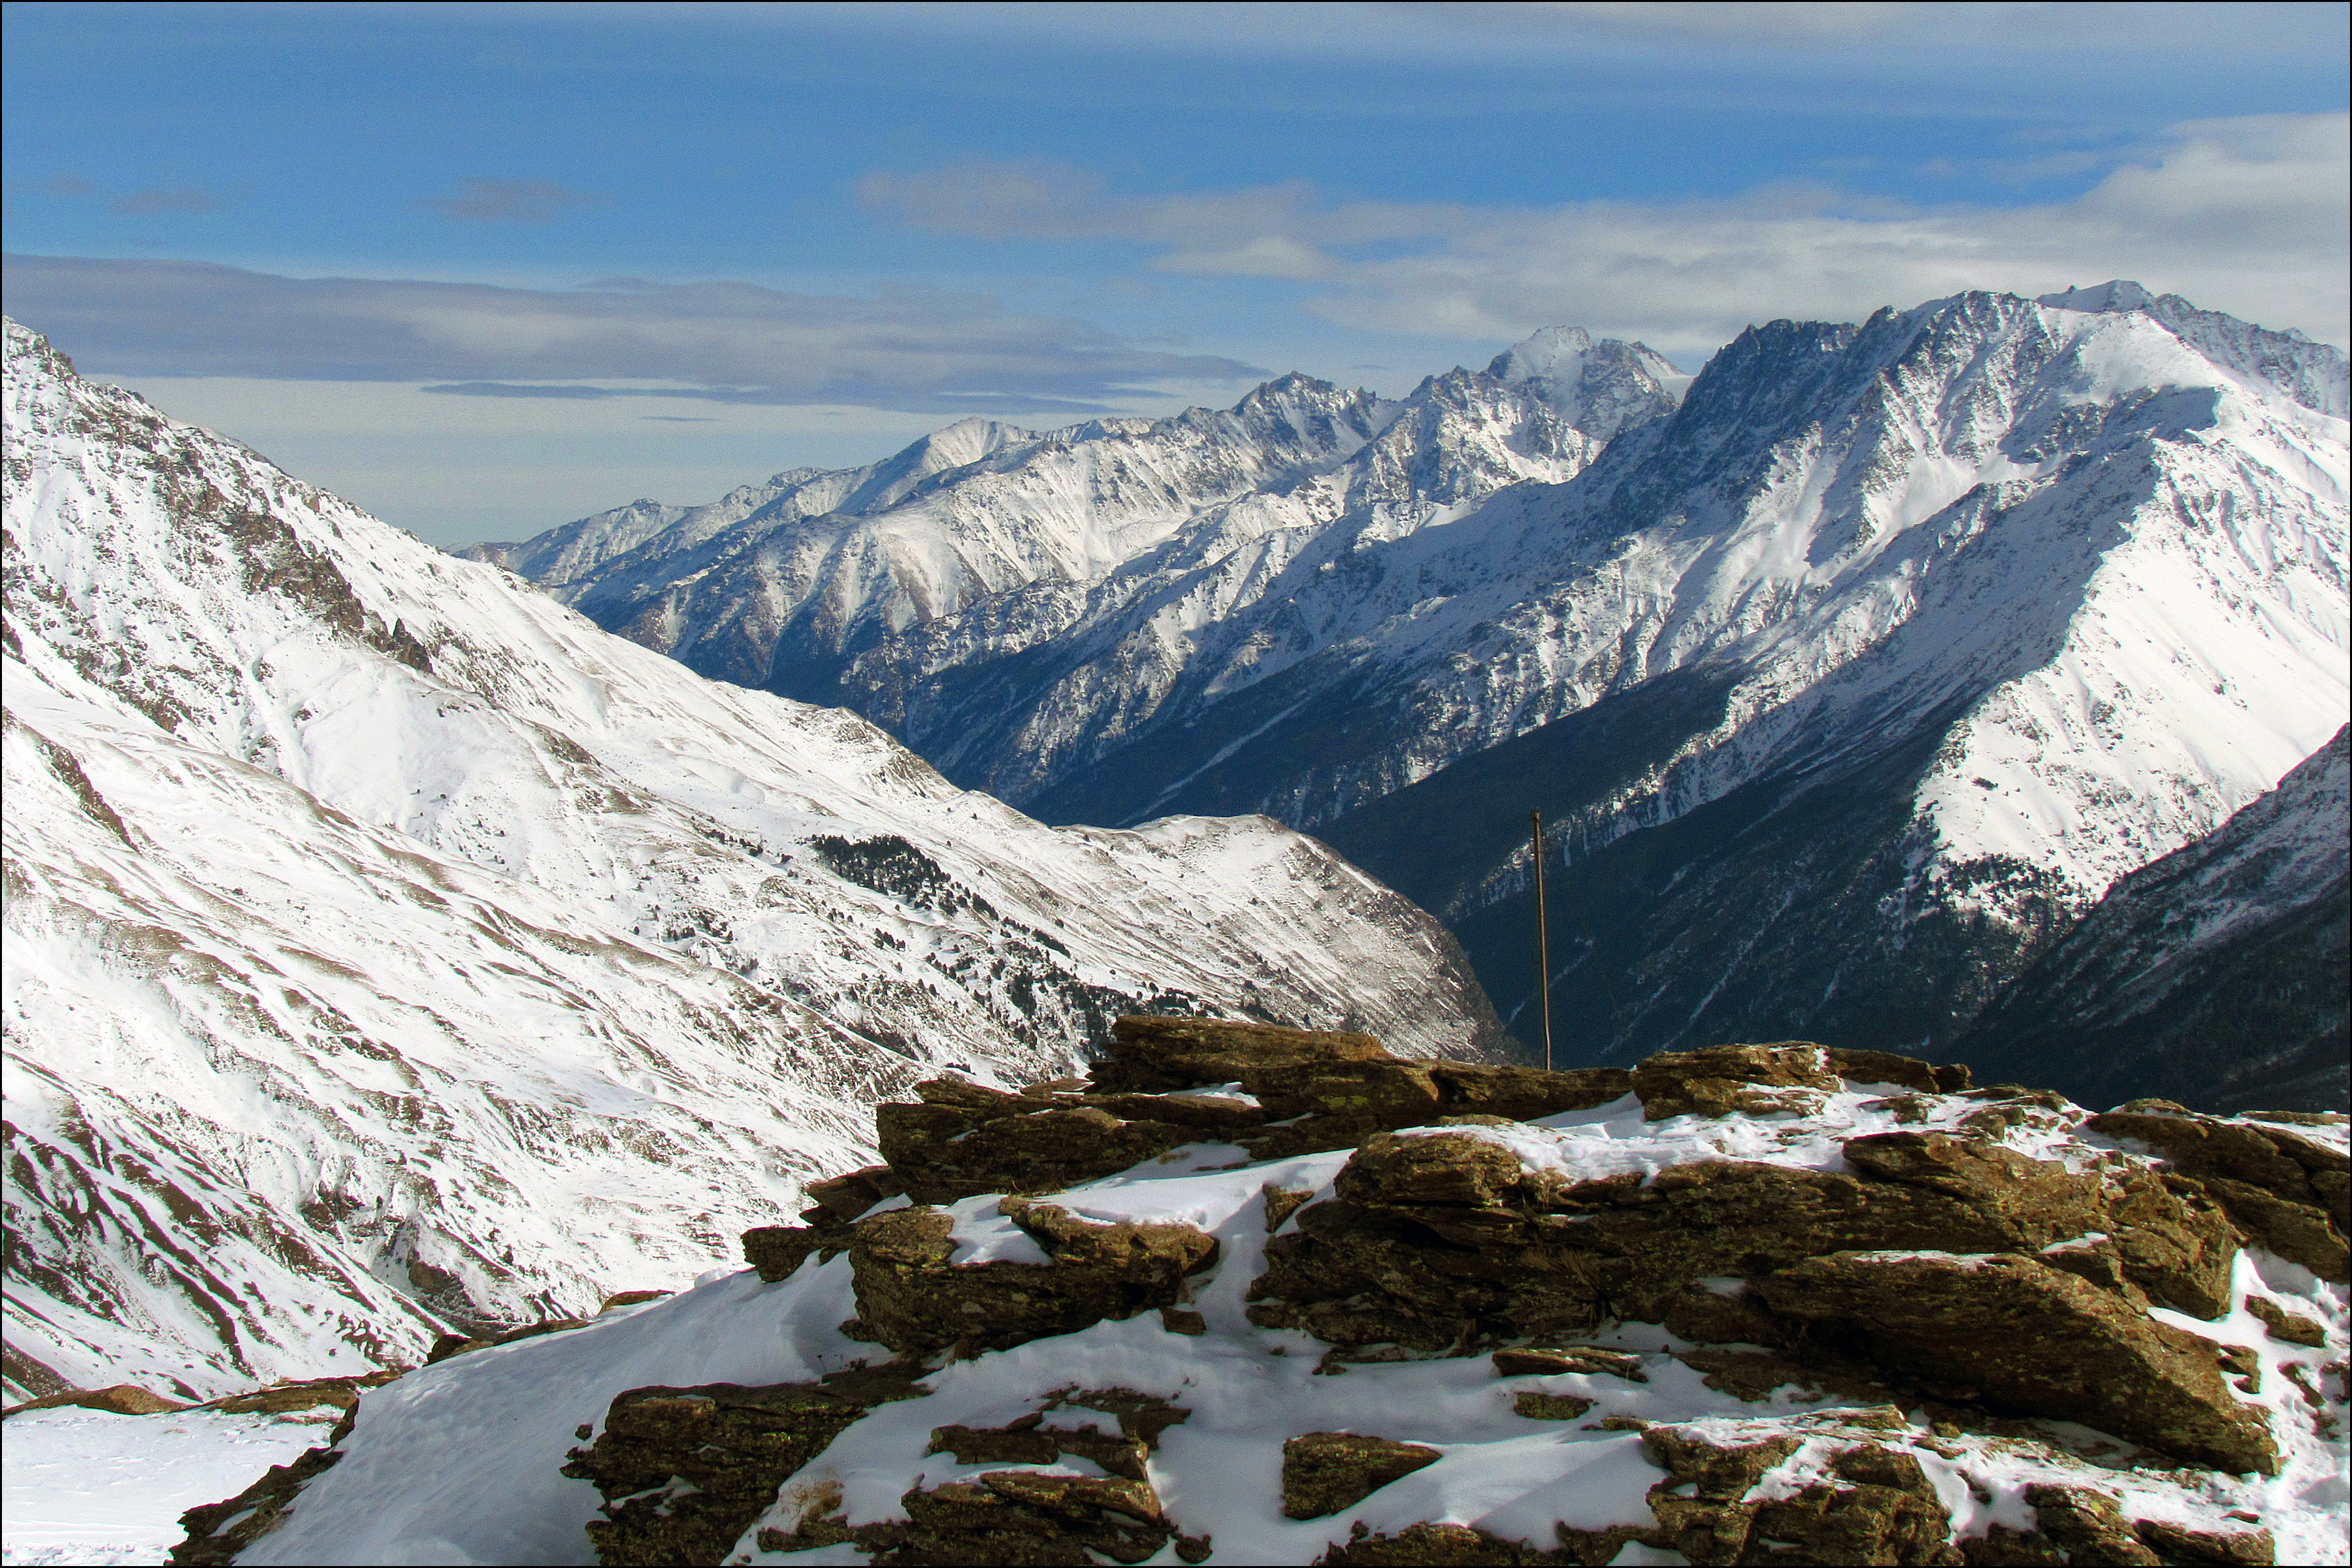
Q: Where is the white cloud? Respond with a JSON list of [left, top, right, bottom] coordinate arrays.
[[0, 257, 1264, 413], [866, 114, 2350, 353]]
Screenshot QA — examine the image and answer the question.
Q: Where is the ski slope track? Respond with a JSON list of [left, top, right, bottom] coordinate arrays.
[[0, 318, 1500, 1403]]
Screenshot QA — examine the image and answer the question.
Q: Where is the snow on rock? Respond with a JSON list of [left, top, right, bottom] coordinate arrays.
[[1, 318, 1500, 1404], [182, 1025, 2346, 1566]]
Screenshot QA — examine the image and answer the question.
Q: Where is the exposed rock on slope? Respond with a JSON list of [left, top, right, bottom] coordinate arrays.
[[481, 290, 2345, 1094], [2, 318, 1499, 1403], [1959, 726, 2349, 1114], [180, 1019, 2349, 1566]]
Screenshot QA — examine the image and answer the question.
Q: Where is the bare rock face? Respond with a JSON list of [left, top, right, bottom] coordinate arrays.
[[847, 1202, 1217, 1356], [170, 1446, 346, 1565], [754, 1389, 1202, 1564], [4, 1382, 188, 1417], [1633, 1042, 1842, 1120], [1748, 1252, 2279, 1476], [1247, 1124, 2237, 1376], [864, 1019, 1631, 1205], [561, 1364, 930, 1565], [1959, 1483, 2275, 1565], [1092, 1015, 1395, 1092], [175, 1021, 2336, 1567], [2087, 1109, 2350, 1281], [1281, 1431, 1443, 1518]]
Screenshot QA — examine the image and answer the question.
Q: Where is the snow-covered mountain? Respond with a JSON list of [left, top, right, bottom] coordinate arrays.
[[1309, 288, 2347, 1071], [0, 318, 1499, 1403], [482, 287, 2346, 1087], [1960, 725, 2348, 1113]]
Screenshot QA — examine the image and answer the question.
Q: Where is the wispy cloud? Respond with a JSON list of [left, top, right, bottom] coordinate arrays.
[[418, 178, 604, 223], [866, 113, 2350, 352], [0, 257, 1263, 414], [110, 186, 226, 216]]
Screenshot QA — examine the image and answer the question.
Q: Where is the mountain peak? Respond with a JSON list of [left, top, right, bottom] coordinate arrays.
[[2037, 280, 2161, 314], [1486, 325, 1597, 384]]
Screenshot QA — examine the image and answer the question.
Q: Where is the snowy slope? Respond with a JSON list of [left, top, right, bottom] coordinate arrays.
[[206, 1075, 2349, 1567], [1961, 725, 2349, 1113], [471, 288, 2344, 1079], [1, 318, 1499, 1402], [1295, 288, 2349, 1062]]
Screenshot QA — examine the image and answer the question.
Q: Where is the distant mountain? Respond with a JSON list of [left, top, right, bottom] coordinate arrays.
[[479, 284, 2347, 1096], [1, 318, 1497, 1401], [1957, 725, 2348, 1113]]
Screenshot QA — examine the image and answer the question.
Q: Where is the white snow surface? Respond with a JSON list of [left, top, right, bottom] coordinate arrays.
[[1, 318, 1495, 1402], [228, 1086, 2348, 1566], [1, 1405, 333, 1567], [491, 290, 2347, 964]]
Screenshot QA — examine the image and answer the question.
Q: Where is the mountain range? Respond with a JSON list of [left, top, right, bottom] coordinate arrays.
[[475, 284, 2349, 1086], [1, 318, 1495, 1401]]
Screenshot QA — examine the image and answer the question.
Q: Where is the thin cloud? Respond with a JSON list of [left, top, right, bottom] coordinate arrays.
[[0, 257, 1264, 415], [42, 176, 97, 197], [866, 113, 2350, 353], [111, 187, 225, 215], [419, 178, 605, 223]]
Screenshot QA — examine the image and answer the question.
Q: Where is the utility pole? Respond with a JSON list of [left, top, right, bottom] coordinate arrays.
[[1531, 809, 1554, 1072]]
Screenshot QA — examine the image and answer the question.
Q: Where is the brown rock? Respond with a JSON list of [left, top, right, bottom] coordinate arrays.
[[563, 1364, 929, 1566], [5, 1382, 187, 1417], [1427, 1063, 1635, 1121], [169, 1446, 342, 1565], [1092, 1015, 1395, 1093], [1512, 1392, 1595, 1420], [193, 1371, 402, 1418], [1281, 1431, 1443, 1518], [1320, 1522, 1585, 1564], [599, 1290, 671, 1313], [1491, 1347, 1647, 1381], [1632, 1042, 1840, 1120], [1827, 1047, 1974, 1094], [422, 1316, 591, 1365], [1750, 1252, 2279, 1475], [1959, 1484, 2159, 1566], [849, 1204, 1217, 1356], [742, 1225, 827, 1282], [2134, 1517, 2276, 1565], [877, 1093, 1203, 1205], [1264, 1184, 1316, 1232], [1638, 1428, 1961, 1567], [802, 1163, 906, 1220], [2244, 1295, 2328, 1347], [1843, 1132, 2236, 1318], [929, 1421, 1151, 1481], [2088, 1111, 2349, 1281], [886, 1469, 1173, 1565]]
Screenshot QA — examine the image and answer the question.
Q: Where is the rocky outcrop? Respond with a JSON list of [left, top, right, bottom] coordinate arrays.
[[168, 1017, 2342, 1566], [751, 1389, 1205, 1564], [872, 1017, 1629, 1207], [2087, 1108, 2349, 1281], [561, 1363, 931, 1565], [1247, 1121, 2237, 1371], [170, 1445, 348, 1567], [1748, 1252, 2276, 1475], [1281, 1432, 1443, 1518], [4, 1382, 188, 1417], [847, 1201, 1218, 1356]]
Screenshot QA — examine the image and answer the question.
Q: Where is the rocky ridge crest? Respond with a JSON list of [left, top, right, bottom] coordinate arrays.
[[174, 1019, 2347, 1566]]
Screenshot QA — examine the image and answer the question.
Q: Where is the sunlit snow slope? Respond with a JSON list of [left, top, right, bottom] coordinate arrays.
[[1, 319, 1500, 1402]]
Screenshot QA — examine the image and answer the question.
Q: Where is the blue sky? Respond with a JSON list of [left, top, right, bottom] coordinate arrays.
[[5, 1, 2346, 543]]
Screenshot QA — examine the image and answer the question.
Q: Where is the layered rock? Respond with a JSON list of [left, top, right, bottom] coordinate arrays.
[[170, 1017, 2344, 1567]]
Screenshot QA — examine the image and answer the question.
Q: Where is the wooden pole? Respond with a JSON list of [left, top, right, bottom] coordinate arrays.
[[1531, 809, 1554, 1072]]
